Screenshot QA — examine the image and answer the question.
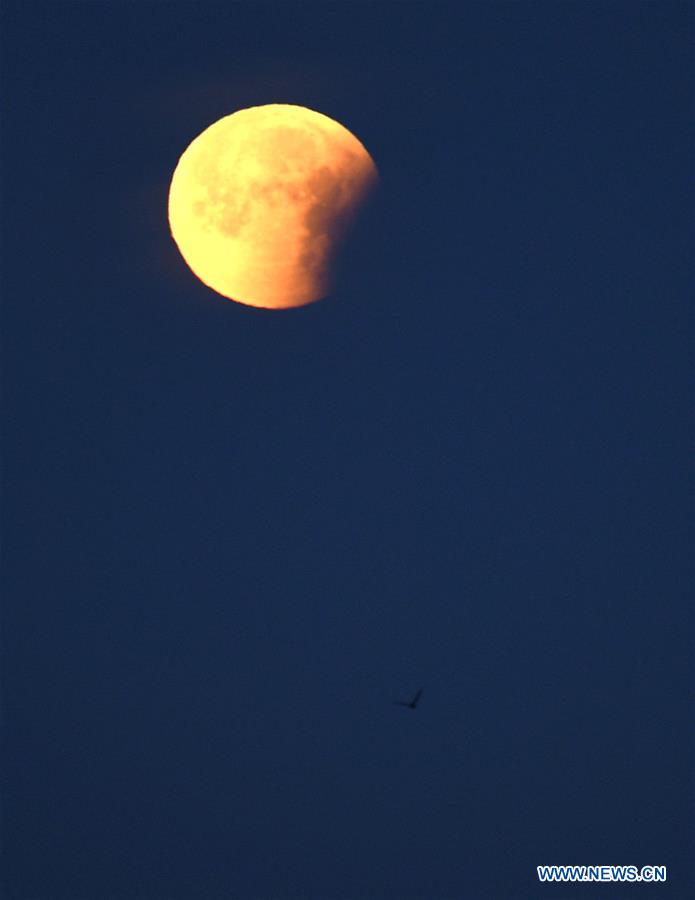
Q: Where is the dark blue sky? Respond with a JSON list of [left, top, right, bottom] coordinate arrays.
[[1, 2, 693, 898]]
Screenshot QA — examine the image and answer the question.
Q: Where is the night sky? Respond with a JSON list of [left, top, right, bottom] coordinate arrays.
[[1, 2, 693, 899]]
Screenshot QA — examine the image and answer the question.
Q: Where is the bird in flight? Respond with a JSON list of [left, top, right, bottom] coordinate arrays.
[[393, 688, 423, 710]]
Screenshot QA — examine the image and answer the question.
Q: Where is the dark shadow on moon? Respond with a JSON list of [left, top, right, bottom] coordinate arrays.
[[299, 163, 380, 285], [324, 180, 384, 298]]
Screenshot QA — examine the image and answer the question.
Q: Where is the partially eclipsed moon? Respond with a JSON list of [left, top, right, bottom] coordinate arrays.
[[167, 104, 379, 309]]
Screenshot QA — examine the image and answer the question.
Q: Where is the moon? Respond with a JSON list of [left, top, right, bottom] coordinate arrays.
[[167, 104, 379, 309]]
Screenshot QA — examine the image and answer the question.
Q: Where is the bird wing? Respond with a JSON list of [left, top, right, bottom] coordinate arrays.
[[393, 701, 411, 707], [411, 688, 423, 706]]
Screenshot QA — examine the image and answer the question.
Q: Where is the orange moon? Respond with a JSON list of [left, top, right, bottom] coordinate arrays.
[[167, 104, 379, 309]]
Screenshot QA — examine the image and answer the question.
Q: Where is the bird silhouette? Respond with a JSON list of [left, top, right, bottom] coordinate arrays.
[[393, 688, 423, 710]]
